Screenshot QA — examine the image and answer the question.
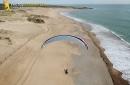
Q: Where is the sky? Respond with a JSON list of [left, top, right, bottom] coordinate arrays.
[[1, 0, 130, 4]]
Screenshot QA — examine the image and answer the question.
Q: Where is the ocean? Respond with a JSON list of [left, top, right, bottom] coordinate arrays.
[[61, 4, 130, 83]]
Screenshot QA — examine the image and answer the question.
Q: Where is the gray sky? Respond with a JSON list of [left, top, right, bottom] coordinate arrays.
[[1, 0, 130, 4]]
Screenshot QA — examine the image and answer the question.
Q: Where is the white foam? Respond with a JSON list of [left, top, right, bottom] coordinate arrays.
[[88, 23, 130, 83], [61, 12, 130, 83]]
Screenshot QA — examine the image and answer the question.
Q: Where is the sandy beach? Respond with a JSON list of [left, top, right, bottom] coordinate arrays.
[[0, 8, 129, 85]]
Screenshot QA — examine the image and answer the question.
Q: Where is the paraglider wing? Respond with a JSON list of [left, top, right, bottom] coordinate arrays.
[[41, 35, 88, 49]]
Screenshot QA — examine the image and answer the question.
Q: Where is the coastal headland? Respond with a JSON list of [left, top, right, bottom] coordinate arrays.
[[0, 7, 129, 85]]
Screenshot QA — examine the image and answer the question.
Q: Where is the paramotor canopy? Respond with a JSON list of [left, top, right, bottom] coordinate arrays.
[[41, 35, 88, 49]]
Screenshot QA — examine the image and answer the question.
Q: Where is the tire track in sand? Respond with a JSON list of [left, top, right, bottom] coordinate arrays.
[[15, 48, 41, 85], [0, 47, 32, 83]]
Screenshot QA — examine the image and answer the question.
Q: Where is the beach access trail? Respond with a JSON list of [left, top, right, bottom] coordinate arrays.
[[0, 8, 114, 85]]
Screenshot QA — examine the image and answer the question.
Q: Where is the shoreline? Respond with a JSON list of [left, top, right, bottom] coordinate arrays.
[[61, 10, 130, 85], [0, 8, 129, 85], [67, 18, 129, 85], [84, 26, 129, 85]]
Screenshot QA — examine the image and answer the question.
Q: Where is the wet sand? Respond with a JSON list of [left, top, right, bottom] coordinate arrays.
[[0, 8, 128, 85]]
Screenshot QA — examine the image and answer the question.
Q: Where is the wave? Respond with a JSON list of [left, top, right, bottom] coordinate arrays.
[[61, 11, 130, 84]]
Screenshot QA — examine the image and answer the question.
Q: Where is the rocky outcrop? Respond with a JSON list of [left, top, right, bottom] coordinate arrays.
[[27, 15, 46, 23], [28, 18, 45, 23]]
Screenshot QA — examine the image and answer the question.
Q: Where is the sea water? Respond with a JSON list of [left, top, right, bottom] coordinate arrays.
[[61, 4, 130, 83]]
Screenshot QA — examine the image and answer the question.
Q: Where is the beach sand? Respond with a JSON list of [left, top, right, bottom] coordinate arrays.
[[0, 8, 128, 85]]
